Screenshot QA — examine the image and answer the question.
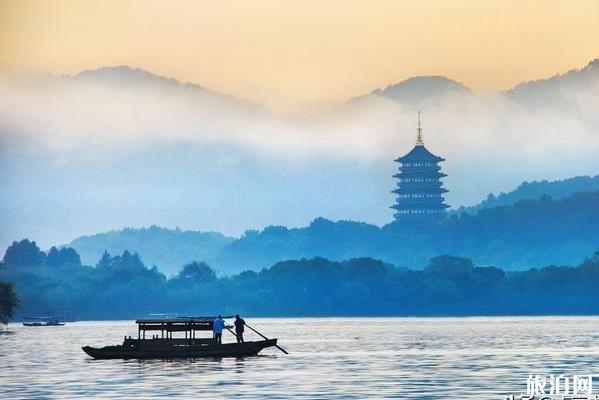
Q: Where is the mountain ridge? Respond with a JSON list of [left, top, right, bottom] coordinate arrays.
[[350, 75, 471, 104], [503, 58, 599, 105], [66, 65, 266, 112], [64, 58, 599, 107]]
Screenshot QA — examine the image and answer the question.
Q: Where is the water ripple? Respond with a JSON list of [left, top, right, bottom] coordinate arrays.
[[1, 317, 599, 398]]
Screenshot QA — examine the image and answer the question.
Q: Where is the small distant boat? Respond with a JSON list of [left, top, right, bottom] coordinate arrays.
[[22, 317, 65, 327], [82, 316, 283, 359]]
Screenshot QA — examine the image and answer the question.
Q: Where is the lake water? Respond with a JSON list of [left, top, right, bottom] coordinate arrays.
[[1, 317, 599, 399]]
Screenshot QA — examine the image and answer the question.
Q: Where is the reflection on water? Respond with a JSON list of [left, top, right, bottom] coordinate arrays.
[[1, 317, 599, 399]]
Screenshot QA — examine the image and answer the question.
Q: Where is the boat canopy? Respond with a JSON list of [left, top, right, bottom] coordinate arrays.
[[135, 316, 234, 336]]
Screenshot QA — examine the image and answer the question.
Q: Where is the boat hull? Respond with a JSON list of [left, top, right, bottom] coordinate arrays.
[[82, 339, 277, 359]]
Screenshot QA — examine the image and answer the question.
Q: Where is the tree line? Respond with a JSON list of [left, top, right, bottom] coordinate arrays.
[[2, 239, 599, 320]]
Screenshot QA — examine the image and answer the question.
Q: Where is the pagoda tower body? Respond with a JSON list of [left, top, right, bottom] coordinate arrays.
[[391, 113, 449, 219]]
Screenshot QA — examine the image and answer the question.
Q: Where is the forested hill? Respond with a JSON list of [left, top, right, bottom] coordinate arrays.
[[68, 226, 234, 275], [456, 175, 599, 215], [66, 190, 599, 274], [215, 191, 599, 272]]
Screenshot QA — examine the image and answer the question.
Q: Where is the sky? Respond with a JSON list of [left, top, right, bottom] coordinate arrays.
[[1, 0, 598, 110], [0, 1, 598, 250]]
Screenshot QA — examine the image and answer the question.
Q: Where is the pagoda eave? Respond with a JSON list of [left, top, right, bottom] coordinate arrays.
[[392, 188, 448, 194], [393, 172, 447, 179]]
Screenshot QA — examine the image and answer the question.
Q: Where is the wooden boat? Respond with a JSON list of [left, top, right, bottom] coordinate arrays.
[[82, 317, 280, 359], [22, 317, 65, 326]]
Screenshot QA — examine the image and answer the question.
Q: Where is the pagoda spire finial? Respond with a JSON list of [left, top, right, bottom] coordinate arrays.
[[415, 111, 424, 146]]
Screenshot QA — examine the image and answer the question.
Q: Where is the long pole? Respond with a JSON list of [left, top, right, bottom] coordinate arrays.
[[245, 323, 289, 355], [225, 327, 237, 338]]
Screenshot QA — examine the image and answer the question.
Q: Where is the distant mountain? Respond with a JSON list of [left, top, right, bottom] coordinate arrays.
[[69, 65, 264, 111], [456, 175, 599, 215], [68, 61, 599, 112], [351, 76, 471, 105], [68, 226, 234, 276], [74, 66, 197, 89], [504, 58, 599, 106], [349, 59, 599, 107], [62, 60, 599, 111]]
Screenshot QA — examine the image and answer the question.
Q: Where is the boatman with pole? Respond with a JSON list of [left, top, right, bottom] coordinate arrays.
[[213, 315, 225, 344], [234, 314, 246, 343]]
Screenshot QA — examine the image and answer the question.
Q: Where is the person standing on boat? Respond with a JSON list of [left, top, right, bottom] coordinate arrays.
[[213, 315, 225, 344], [234, 314, 246, 343]]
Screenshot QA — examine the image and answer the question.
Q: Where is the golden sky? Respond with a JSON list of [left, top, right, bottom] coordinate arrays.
[[1, 0, 598, 108]]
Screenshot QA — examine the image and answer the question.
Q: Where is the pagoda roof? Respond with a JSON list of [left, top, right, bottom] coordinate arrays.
[[395, 144, 445, 163]]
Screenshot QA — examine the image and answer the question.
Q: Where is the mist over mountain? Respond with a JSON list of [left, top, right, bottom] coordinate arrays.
[[351, 76, 471, 105], [1, 59, 598, 252], [74, 66, 197, 89], [71, 66, 263, 111], [504, 58, 599, 107]]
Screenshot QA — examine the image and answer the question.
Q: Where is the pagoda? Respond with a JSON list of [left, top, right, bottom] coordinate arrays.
[[391, 112, 449, 219]]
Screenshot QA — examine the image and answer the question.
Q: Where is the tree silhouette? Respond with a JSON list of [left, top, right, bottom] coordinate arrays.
[[46, 246, 82, 267], [176, 261, 216, 284], [0, 262, 18, 324], [2, 239, 45, 267]]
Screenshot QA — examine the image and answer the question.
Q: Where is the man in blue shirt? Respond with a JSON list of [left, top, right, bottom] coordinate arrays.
[[213, 315, 225, 344]]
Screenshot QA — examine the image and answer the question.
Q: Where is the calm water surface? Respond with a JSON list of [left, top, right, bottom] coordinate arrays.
[[1, 317, 599, 399]]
